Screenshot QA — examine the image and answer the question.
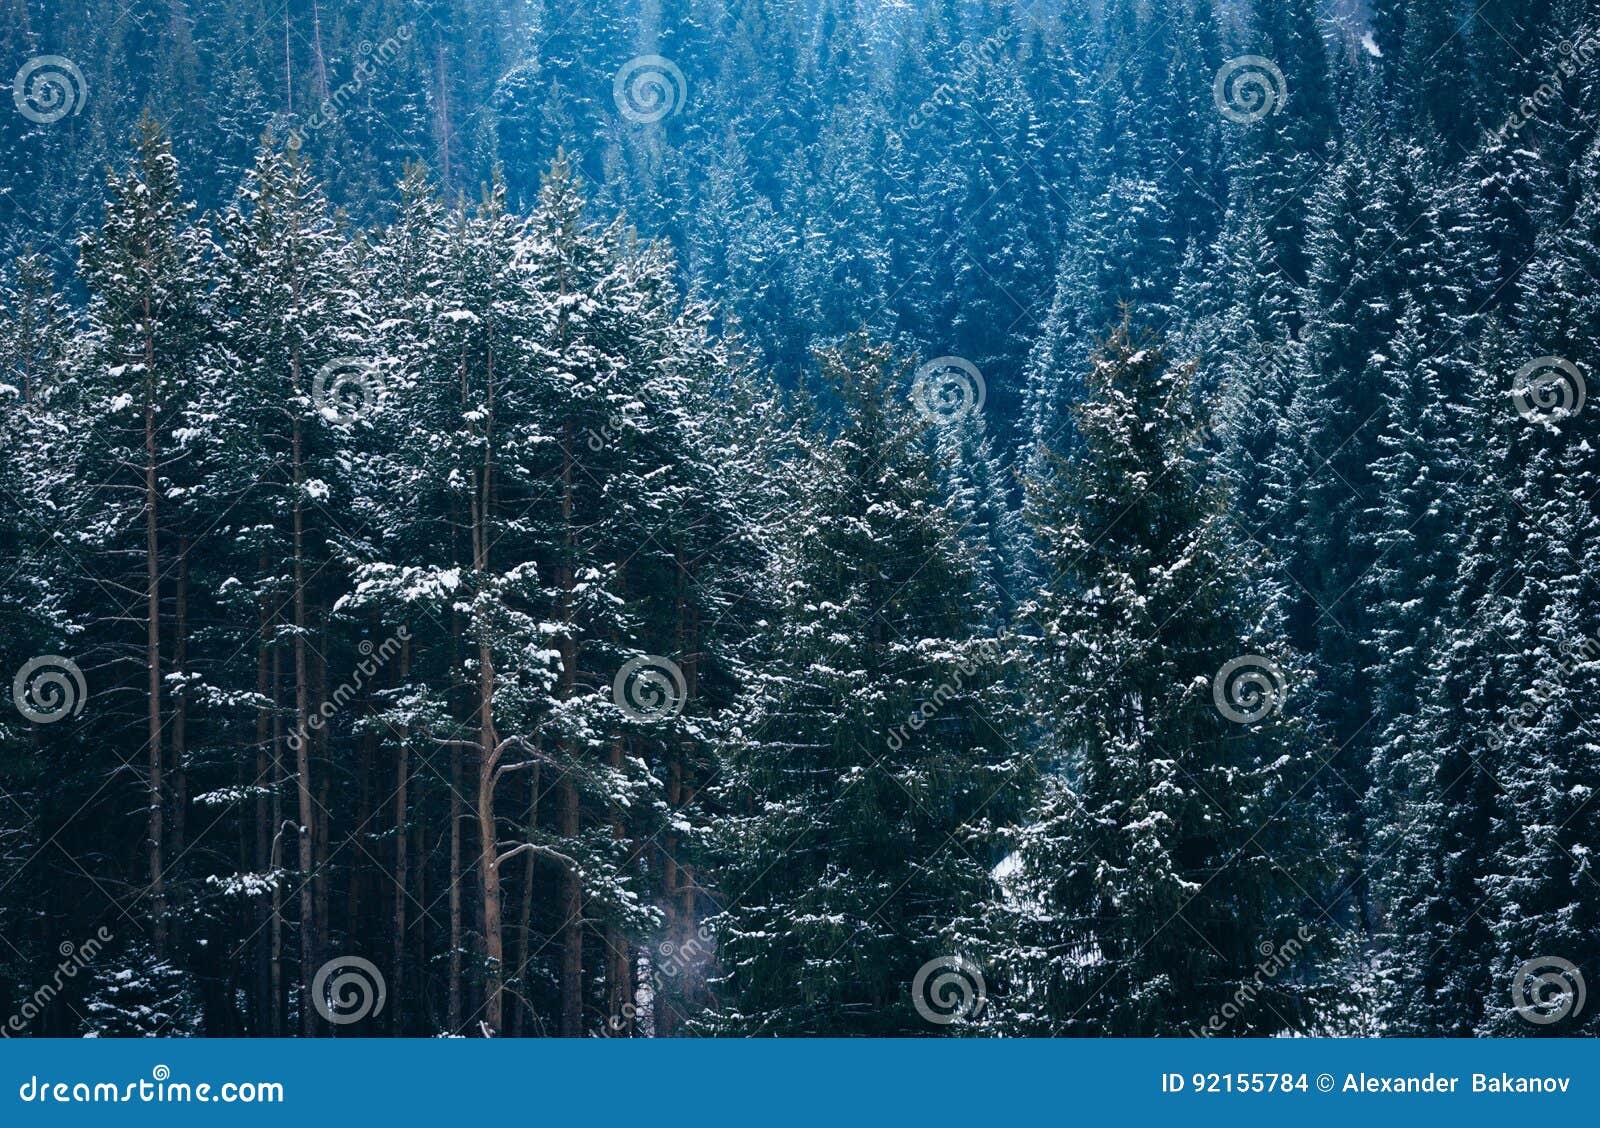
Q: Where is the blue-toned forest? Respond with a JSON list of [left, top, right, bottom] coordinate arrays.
[[0, 0, 1596, 1037]]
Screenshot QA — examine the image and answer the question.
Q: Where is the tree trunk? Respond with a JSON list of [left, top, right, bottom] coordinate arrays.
[[605, 739, 630, 1034], [171, 540, 189, 860], [393, 635, 410, 1034], [253, 587, 271, 1033], [514, 761, 540, 1037], [449, 740, 463, 1033], [143, 324, 166, 957], [270, 638, 285, 1034], [559, 778, 582, 1037], [292, 366, 318, 1035]]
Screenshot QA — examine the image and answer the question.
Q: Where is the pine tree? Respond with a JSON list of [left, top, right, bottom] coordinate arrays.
[[704, 332, 1024, 1035], [1007, 329, 1334, 1036]]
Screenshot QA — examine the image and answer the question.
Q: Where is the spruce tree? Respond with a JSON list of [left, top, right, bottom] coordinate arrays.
[[1008, 330, 1333, 1036]]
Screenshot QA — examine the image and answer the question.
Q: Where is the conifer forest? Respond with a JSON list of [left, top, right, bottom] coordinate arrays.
[[1, 0, 1598, 1039]]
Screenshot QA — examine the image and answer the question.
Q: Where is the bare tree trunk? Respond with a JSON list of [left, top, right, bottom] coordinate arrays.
[[449, 741, 463, 1033], [605, 738, 630, 1035], [660, 751, 684, 1038], [392, 636, 410, 1034], [309, 0, 330, 100], [254, 587, 271, 1032], [559, 778, 582, 1037], [270, 638, 284, 1034], [292, 368, 318, 1035], [436, 42, 452, 185], [556, 418, 583, 1037], [470, 339, 508, 1034], [282, 8, 293, 114], [351, 723, 372, 929], [513, 760, 539, 1037], [143, 324, 166, 957], [172, 541, 189, 859], [313, 626, 331, 950]]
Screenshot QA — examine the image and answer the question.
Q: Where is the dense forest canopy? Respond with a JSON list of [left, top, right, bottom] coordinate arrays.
[[1, 0, 1597, 1037]]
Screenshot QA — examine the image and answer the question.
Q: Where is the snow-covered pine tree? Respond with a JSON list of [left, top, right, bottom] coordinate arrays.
[[81, 939, 202, 1037], [703, 331, 1025, 1035], [73, 115, 212, 960], [1007, 329, 1334, 1036]]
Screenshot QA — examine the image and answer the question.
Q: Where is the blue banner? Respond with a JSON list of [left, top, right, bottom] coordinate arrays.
[[2, 1039, 1595, 1126]]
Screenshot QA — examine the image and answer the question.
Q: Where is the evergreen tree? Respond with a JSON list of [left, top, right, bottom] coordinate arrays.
[[704, 332, 1024, 1035], [1007, 330, 1333, 1036]]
